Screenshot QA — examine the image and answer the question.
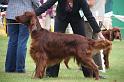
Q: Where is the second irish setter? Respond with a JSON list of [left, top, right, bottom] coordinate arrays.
[[16, 11, 112, 80], [102, 27, 121, 69]]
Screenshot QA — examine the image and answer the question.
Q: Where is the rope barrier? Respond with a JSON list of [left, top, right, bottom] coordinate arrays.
[[0, 16, 112, 26], [0, 23, 22, 25]]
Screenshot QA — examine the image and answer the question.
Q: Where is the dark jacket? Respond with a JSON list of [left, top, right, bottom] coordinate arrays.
[[0, 0, 8, 5], [35, 0, 101, 33]]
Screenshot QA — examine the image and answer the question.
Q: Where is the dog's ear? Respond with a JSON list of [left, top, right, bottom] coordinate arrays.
[[110, 30, 115, 41], [119, 33, 122, 41], [29, 16, 37, 31]]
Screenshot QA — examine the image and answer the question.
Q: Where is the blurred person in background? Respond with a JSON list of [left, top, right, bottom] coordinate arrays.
[[39, 0, 54, 31]]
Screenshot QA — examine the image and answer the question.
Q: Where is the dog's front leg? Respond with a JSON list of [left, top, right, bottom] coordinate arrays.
[[81, 57, 100, 80], [34, 54, 47, 78], [103, 46, 111, 69], [88, 59, 99, 80], [34, 62, 43, 78]]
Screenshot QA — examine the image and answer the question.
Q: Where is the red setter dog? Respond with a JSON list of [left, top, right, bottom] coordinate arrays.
[[101, 27, 121, 69], [16, 11, 112, 80]]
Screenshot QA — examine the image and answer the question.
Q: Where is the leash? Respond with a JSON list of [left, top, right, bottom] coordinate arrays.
[[1, 23, 22, 25], [99, 21, 108, 31], [6, 23, 22, 25], [0, 23, 23, 25]]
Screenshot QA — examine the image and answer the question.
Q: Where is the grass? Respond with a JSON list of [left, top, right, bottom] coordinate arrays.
[[0, 35, 124, 82]]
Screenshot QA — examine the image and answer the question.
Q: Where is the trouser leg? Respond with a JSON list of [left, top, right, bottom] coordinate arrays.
[[16, 24, 29, 72], [46, 17, 68, 77], [81, 21, 103, 77], [5, 19, 18, 72]]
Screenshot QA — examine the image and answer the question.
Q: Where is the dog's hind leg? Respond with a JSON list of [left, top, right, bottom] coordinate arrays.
[[64, 57, 71, 69], [76, 50, 99, 80], [82, 57, 99, 80]]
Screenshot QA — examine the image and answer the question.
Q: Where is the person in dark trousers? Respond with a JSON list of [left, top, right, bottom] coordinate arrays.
[[35, 0, 105, 78], [82, 0, 107, 79]]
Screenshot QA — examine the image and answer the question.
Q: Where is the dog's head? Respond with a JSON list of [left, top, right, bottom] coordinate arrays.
[[112, 27, 122, 40], [15, 11, 37, 32]]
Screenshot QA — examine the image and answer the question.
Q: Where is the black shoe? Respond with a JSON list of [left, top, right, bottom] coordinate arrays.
[[5, 70, 15, 73], [16, 70, 25, 73], [45, 75, 58, 78], [45, 73, 58, 78]]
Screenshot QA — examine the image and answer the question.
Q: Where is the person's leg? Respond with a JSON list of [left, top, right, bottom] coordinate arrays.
[[70, 19, 93, 77], [92, 33, 103, 71], [84, 21, 93, 38], [70, 19, 85, 36], [46, 64, 60, 77], [54, 17, 68, 33], [46, 17, 68, 77], [80, 21, 95, 77], [82, 21, 105, 78], [5, 19, 19, 72], [16, 24, 29, 72]]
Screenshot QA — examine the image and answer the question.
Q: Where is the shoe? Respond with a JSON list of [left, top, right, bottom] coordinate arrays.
[[16, 70, 25, 73], [5, 70, 15, 73], [45, 75, 58, 78], [45, 73, 58, 78]]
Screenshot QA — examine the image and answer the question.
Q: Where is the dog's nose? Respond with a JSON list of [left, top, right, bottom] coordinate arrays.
[[116, 36, 120, 39]]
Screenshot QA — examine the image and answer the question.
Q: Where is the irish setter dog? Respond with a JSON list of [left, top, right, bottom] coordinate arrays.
[[15, 11, 112, 80], [101, 27, 121, 69]]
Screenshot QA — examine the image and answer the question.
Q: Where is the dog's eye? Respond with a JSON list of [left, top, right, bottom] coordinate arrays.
[[24, 13, 27, 16], [25, 12, 30, 16], [114, 30, 119, 32]]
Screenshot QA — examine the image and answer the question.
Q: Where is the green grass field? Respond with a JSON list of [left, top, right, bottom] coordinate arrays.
[[0, 35, 124, 82]]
